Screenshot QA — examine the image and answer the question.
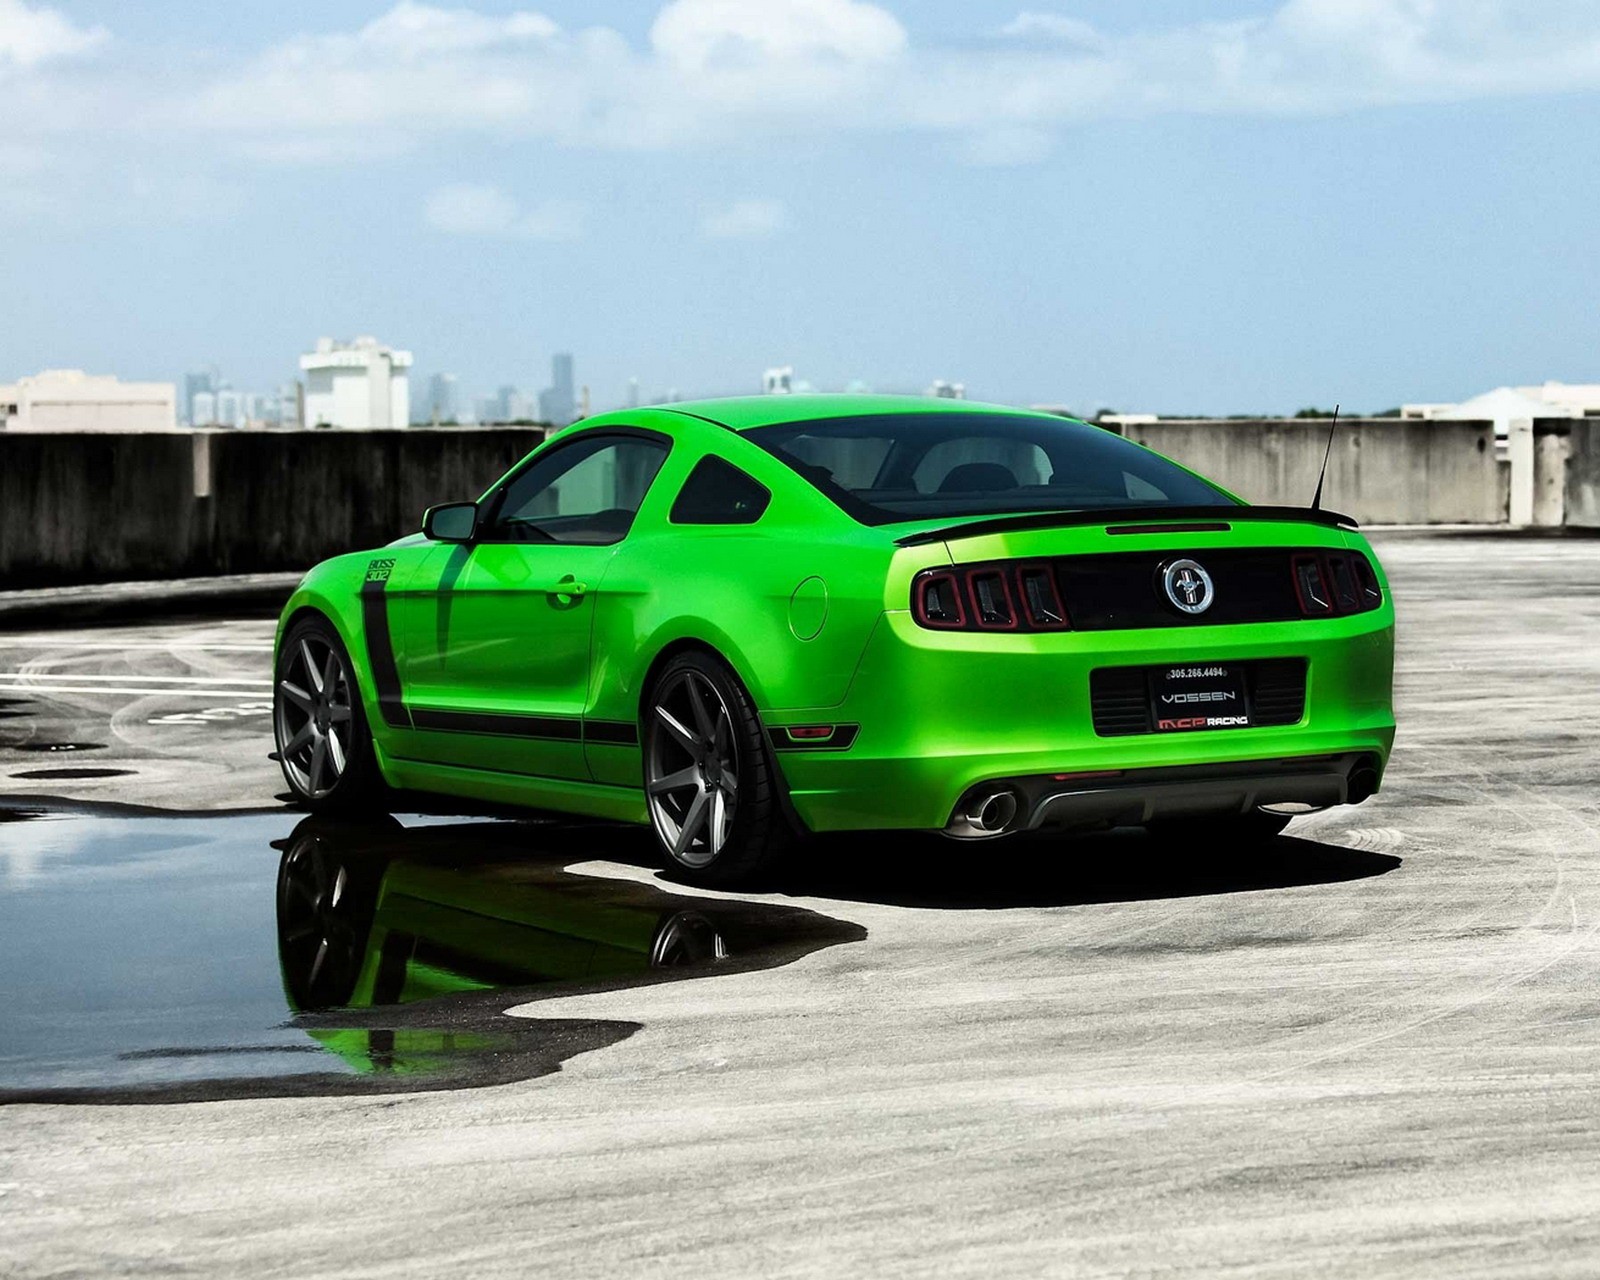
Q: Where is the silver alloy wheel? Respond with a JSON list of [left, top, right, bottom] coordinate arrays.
[[645, 668, 740, 869], [277, 831, 360, 1008], [275, 635, 355, 801], [649, 911, 730, 967]]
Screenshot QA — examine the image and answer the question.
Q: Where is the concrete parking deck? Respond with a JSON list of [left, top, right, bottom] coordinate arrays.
[[2, 531, 1599, 1277]]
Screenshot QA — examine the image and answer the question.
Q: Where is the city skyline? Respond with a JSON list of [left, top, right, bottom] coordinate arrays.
[[2, 1, 1598, 413]]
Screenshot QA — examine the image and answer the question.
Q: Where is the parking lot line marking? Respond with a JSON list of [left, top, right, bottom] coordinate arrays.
[[0, 673, 272, 686], [0, 642, 276, 652], [0, 684, 273, 698]]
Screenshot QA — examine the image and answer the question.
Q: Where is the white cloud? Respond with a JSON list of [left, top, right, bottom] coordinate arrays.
[[423, 183, 582, 239], [7, 0, 1600, 207], [356, 3, 558, 57], [202, 0, 1600, 156], [650, 0, 905, 71], [0, 0, 105, 70], [700, 198, 786, 240], [999, 13, 1104, 49]]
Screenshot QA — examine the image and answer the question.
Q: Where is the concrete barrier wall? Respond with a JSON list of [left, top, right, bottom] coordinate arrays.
[[1120, 418, 1504, 525], [0, 428, 545, 588], [1566, 420, 1600, 529], [0, 417, 1544, 587]]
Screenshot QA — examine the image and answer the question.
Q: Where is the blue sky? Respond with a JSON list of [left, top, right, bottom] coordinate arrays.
[[2, 0, 1597, 415]]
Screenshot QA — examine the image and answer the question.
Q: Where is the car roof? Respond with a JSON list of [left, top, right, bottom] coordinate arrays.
[[656, 394, 1079, 433]]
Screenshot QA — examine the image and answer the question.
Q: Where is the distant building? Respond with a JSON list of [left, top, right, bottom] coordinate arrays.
[[500, 384, 539, 422], [183, 369, 217, 427], [538, 352, 577, 426], [0, 369, 177, 432], [299, 336, 412, 429], [423, 373, 459, 424], [1403, 381, 1600, 440], [928, 380, 966, 400], [190, 380, 300, 428], [626, 377, 640, 409], [276, 382, 304, 429], [763, 366, 795, 395], [215, 388, 246, 429], [1099, 413, 1159, 427]]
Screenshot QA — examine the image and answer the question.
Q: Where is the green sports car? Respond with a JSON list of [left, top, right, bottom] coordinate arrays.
[[273, 395, 1395, 883]]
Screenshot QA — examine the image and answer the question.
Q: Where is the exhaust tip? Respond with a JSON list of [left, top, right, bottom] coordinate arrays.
[[945, 785, 1023, 839], [1347, 767, 1379, 805], [972, 789, 1019, 833]]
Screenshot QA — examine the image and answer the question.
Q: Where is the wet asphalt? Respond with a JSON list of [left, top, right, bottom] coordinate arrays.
[[0, 808, 861, 1104], [3, 531, 1600, 1277]]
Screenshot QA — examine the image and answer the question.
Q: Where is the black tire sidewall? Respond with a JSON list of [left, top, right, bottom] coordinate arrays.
[[644, 650, 784, 883], [275, 616, 380, 811]]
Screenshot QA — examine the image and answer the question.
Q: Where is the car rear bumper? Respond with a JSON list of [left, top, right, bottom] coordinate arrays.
[[944, 752, 1381, 838], [766, 609, 1396, 833]]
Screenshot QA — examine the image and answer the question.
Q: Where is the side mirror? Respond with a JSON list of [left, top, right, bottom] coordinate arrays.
[[423, 502, 478, 544]]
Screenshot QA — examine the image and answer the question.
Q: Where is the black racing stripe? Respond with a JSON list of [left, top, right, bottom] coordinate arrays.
[[584, 719, 640, 747], [410, 708, 584, 741], [359, 574, 411, 729], [772, 724, 860, 752]]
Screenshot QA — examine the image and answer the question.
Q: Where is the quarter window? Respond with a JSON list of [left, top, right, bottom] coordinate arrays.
[[489, 433, 668, 545], [669, 456, 771, 525]]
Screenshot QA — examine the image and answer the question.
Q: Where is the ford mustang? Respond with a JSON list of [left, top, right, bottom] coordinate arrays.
[[272, 395, 1395, 883]]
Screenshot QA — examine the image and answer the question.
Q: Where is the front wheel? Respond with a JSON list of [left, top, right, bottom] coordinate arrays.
[[643, 651, 789, 886], [273, 616, 385, 811]]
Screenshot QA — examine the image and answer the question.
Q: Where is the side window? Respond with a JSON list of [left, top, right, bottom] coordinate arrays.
[[670, 456, 772, 525], [489, 433, 668, 546]]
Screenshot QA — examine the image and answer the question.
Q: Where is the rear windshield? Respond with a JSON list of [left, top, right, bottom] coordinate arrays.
[[744, 413, 1237, 525]]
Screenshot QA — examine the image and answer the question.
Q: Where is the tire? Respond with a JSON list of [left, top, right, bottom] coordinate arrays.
[[273, 615, 386, 812], [1147, 808, 1293, 846], [274, 815, 394, 1011], [642, 650, 790, 886]]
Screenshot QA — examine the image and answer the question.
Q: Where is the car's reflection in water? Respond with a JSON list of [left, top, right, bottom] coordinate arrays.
[[271, 816, 863, 1094]]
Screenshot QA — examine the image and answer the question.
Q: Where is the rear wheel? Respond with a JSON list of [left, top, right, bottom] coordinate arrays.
[[643, 651, 789, 886], [274, 616, 385, 811]]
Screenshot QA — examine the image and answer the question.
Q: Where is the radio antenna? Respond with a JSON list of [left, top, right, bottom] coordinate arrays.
[[1311, 403, 1340, 512]]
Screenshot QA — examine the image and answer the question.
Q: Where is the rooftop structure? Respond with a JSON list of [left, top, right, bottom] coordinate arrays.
[[299, 337, 412, 430], [0, 369, 177, 432], [1403, 381, 1600, 439]]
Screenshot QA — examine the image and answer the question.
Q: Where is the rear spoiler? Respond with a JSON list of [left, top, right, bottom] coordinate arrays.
[[892, 504, 1358, 548]]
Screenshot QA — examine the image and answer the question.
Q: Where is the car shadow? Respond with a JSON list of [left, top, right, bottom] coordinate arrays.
[[289, 802, 1401, 915], [762, 827, 1402, 911]]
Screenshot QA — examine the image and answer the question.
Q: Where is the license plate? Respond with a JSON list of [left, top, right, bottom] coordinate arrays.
[[1150, 664, 1251, 732]]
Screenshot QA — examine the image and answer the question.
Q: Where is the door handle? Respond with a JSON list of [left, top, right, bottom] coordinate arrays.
[[548, 576, 588, 601]]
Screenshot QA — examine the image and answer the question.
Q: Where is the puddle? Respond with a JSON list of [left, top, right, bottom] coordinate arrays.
[[0, 808, 862, 1104], [9, 767, 135, 780]]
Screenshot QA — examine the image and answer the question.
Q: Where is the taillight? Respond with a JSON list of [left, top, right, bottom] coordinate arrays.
[[966, 570, 1017, 629], [912, 564, 1071, 632], [1292, 555, 1332, 614], [1351, 555, 1383, 608], [1017, 564, 1068, 629], [1293, 551, 1383, 618], [913, 571, 966, 628]]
